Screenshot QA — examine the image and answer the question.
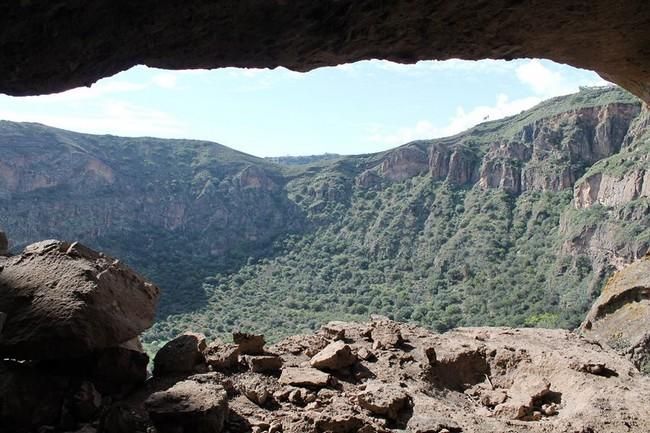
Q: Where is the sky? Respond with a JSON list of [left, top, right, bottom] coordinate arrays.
[[0, 59, 608, 157]]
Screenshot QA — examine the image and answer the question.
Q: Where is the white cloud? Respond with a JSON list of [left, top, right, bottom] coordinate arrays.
[[152, 73, 178, 89], [0, 101, 186, 138], [367, 93, 541, 146], [515, 59, 608, 97]]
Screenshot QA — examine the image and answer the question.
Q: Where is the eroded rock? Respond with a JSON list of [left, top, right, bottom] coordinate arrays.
[[153, 332, 207, 377], [310, 341, 356, 371], [145, 380, 228, 433], [357, 381, 410, 421], [279, 367, 332, 388], [0, 240, 159, 360]]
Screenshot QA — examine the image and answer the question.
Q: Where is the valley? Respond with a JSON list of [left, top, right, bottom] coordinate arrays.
[[0, 86, 648, 351]]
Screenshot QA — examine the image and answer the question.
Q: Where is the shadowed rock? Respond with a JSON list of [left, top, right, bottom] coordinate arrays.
[[0, 1, 649, 102], [0, 240, 159, 360]]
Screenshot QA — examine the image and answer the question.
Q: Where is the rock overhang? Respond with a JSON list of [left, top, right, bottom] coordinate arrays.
[[0, 0, 649, 102]]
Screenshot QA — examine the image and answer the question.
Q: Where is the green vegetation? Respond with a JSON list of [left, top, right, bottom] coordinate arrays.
[[1, 87, 647, 351]]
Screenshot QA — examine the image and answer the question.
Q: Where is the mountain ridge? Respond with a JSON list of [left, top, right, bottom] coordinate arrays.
[[0, 86, 647, 348]]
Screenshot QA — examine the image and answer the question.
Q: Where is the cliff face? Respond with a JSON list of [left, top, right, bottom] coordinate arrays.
[[366, 101, 641, 196], [0, 121, 305, 316]]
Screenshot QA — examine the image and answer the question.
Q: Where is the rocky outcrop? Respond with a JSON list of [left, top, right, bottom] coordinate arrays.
[[153, 332, 207, 377], [1, 1, 650, 103], [0, 240, 159, 360], [378, 146, 429, 181], [574, 163, 650, 209], [2, 240, 650, 432], [581, 255, 650, 373], [145, 380, 228, 433]]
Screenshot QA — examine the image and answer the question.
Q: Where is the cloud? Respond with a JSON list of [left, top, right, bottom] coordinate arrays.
[[515, 59, 608, 97], [0, 101, 186, 138], [367, 93, 541, 146], [152, 73, 178, 89]]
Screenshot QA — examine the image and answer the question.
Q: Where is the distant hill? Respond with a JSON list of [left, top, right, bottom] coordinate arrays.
[[0, 86, 647, 350], [265, 153, 342, 166]]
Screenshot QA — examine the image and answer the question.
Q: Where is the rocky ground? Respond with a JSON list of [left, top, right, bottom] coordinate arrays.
[[1, 238, 649, 433]]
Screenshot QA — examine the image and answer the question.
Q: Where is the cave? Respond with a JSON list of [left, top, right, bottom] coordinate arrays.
[[0, 0, 649, 102]]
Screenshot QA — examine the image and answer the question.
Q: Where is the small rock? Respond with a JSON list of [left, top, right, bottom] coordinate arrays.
[[145, 380, 228, 433], [407, 415, 460, 433], [370, 322, 403, 350], [479, 389, 508, 407], [205, 341, 240, 371], [246, 354, 283, 373], [153, 332, 207, 376], [279, 367, 332, 388], [356, 347, 375, 361], [243, 385, 270, 406], [233, 332, 265, 355], [357, 381, 410, 421], [319, 321, 347, 340], [310, 341, 357, 371], [71, 381, 102, 421], [269, 421, 283, 433]]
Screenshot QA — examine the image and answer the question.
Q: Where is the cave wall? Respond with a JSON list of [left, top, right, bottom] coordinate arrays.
[[1, 0, 649, 101]]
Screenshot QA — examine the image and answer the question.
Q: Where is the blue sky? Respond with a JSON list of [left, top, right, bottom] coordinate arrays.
[[0, 59, 607, 157]]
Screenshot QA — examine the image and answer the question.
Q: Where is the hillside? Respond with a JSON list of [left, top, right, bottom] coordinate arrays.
[[0, 86, 648, 350]]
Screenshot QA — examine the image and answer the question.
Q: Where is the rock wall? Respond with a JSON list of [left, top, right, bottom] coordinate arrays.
[[1, 1, 649, 102]]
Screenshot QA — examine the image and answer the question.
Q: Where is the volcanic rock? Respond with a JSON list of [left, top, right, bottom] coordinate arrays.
[[153, 332, 207, 377], [580, 254, 650, 372], [245, 355, 283, 373], [370, 320, 403, 350], [90, 338, 149, 395], [1, 1, 650, 104], [357, 381, 410, 421], [310, 340, 356, 371], [145, 380, 228, 433], [279, 367, 332, 388], [205, 341, 240, 371], [0, 360, 69, 432], [233, 332, 265, 355], [0, 240, 159, 360]]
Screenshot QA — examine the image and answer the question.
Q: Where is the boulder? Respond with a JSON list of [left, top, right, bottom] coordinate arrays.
[[70, 381, 102, 422], [407, 415, 461, 433], [370, 321, 403, 350], [245, 355, 283, 373], [153, 332, 207, 377], [0, 240, 159, 360], [580, 255, 650, 372], [0, 231, 8, 256], [310, 341, 356, 371], [233, 332, 265, 355], [0, 360, 70, 432], [279, 367, 332, 388], [90, 338, 149, 395], [357, 382, 410, 421], [205, 341, 240, 371], [145, 380, 228, 433]]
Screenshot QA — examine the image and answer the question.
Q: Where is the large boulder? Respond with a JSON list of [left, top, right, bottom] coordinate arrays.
[[153, 332, 207, 377], [0, 240, 159, 360], [144, 379, 228, 433], [580, 255, 650, 373], [0, 360, 70, 432]]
